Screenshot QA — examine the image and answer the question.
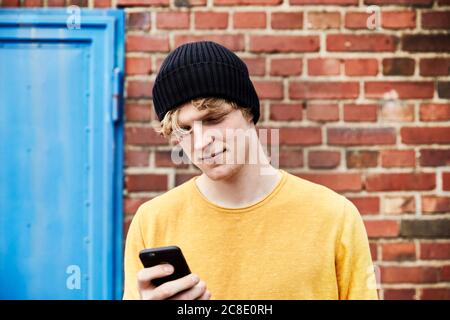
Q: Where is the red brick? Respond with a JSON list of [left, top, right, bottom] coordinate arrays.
[[366, 173, 436, 191], [369, 242, 378, 261], [124, 197, 151, 215], [117, 0, 169, 5], [444, 172, 450, 191], [402, 34, 450, 52], [195, 12, 228, 29], [384, 289, 416, 300], [125, 103, 152, 122], [344, 59, 378, 76], [365, 81, 434, 99], [346, 151, 379, 168], [442, 265, 450, 281], [157, 12, 190, 29], [328, 128, 396, 146], [241, 57, 266, 76], [127, 12, 151, 30], [125, 127, 167, 145], [126, 35, 169, 52], [2, 0, 20, 5], [381, 266, 441, 283], [233, 12, 266, 29], [327, 34, 397, 52], [126, 80, 153, 98], [420, 242, 450, 259], [308, 58, 340, 76], [175, 173, 199, 186], [271, 58, 302, 76], [279, 127, 322, 145], [345, 12, 371, 29], [278, 149, 304, 168], [296, 173, 363, 192], [420, 149, 450, 167], [422, 196, 450, 214], [420, 103, 450, 121], [68, 0, 88, 5], [422, 12, 450, 29], [290, 0, 357, 4], [47, 0, 65, 5], [215, 0, 282, 4], [382, 242, 416, 261], [254, 81, 284, 99], [420, 58, 450, 76], [306, 103, 339, 122], [23, 0, 43, 6], [382, 58, 415, 76], [348, 197, 380, 215], [382, 11, 416, 29], [125, 150, 150, 167], [126, 174, 168, 192], [380, 103, 414, 122], [270, 103, 303, 121], [289, 82, 359, 99], [125, 57, 152, 75], [364, 220, 399, 238], [364, 0, 432, 4], [381, 150, 415, 168], [343, 104, 378, 122], [174, 35, 244, 52], [308, 150, 340, 169], [94, 0, 111, 7], [250, 35, 319, 53], [306, 12, 340, 29], [384, 196, 416, 214], [421, 288, 450, 300], [271, 12, 303, 29], [401, 127, 450, 144], [155, 151, 189, 168], [438, 81, 450, 99]]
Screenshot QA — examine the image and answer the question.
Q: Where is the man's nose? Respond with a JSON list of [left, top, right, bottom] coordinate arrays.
[[193, 122, 214, 150]]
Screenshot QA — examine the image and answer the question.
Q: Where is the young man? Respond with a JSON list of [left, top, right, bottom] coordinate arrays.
[[123, 41, 378, 300]]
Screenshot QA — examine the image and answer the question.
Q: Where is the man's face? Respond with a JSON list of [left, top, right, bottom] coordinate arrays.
[[174, 102, 254, 181]]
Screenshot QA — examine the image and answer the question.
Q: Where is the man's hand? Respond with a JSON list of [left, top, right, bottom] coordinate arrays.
[[137, 264, 211, 300]]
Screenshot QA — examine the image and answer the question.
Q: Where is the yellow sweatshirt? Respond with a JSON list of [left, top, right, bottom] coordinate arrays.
[[123, 169, 378, 300]]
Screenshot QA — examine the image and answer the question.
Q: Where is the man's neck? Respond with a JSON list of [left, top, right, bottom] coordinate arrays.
[[195, 164, 282, 209]]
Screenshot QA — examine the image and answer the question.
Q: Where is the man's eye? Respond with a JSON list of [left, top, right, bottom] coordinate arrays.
[[204, 117, 223, 124]]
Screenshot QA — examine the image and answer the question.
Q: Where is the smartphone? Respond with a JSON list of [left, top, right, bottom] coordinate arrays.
[[139, 246, 192, 287]]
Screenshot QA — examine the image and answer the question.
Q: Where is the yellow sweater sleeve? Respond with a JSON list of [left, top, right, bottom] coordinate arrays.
[[335, 198, 379, 300], [122, 207, 146, 300]]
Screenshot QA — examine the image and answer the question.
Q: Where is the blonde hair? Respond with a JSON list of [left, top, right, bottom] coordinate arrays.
[[154, 97, 253, 143]]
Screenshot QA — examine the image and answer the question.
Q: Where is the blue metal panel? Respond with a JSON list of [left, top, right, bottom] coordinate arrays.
[[0, 9, 124, 299]]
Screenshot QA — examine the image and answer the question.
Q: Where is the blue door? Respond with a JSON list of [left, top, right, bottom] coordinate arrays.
[[0, 9, 124, 299]]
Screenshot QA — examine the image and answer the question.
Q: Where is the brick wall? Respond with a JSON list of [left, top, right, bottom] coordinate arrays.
[[3, 0, 449, 300]]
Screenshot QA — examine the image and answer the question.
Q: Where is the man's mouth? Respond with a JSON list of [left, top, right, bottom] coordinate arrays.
[[201, 148, 226, 161]]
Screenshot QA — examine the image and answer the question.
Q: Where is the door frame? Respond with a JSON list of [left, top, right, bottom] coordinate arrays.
[[0, 8, 125, 299]]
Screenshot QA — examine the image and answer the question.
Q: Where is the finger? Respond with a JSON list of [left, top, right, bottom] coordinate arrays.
[[137, 264, 174, 291], [151, 273, 200, 300], [169, 281, 207, 300], [197, 290, 211, 300]]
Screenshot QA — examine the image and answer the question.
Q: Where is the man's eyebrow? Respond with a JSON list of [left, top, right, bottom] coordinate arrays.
[[179, 110, 223, 127]]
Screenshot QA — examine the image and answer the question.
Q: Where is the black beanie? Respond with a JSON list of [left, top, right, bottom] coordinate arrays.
[[152, 41, 260, 124]]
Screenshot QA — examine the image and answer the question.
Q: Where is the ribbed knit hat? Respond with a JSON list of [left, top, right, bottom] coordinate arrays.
[[152, 41, 260, 124]]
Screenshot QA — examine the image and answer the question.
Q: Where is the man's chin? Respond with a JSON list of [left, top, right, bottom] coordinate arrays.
[[200, 163, 241, 181]]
